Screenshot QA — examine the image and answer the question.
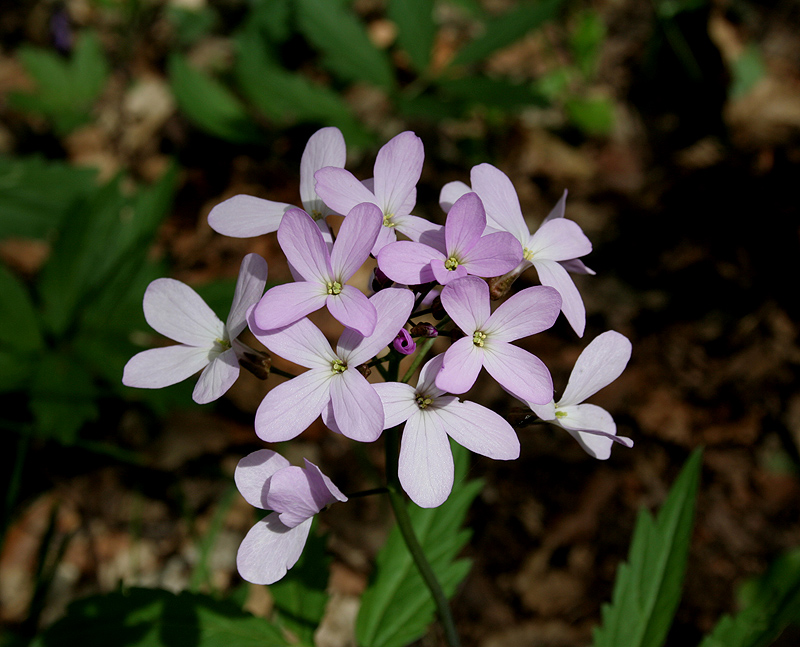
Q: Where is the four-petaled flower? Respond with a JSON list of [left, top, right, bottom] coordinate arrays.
[[527, 331, 634, 459], [235, 449, 347, 584], [123, 253, 268, 403]]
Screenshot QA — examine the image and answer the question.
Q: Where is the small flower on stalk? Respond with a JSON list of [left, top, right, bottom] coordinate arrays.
[[436, 276, 561, 406], [527, 331, 633, 459], [123, 253, 268, 403], [392, 328, 416, 354], [235, 449, 346, 585], [374, 354, 519, 507]]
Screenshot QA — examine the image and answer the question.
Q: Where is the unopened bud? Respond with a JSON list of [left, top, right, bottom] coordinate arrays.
[[488, 264, 525, 300], [239, 349, 271, 380], [410, 323, 438, 338], [430, 295, 446, 320], [392, 328, 416, 355], [357, 363, 372, 378], [370, 267, 393, 293]]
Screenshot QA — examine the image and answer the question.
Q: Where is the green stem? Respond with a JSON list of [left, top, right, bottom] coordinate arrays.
[[401, 336, 438, 383]]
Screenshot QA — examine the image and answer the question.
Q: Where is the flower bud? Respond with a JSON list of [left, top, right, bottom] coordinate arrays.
[[370, 267, 394, 293], [392, 328, 416, 355], [410, 323, 438, 338]]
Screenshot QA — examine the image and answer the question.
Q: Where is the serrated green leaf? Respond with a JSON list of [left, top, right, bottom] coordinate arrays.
[[593, 448, 703, 647], [699, 548, 800, 647], [168, 53, 264, 143], [388, 0, 436, 73], [295, 0, 395, 89], [38, 588, 290, 646], [356, 442, 481, 647], [564, 95, 614, 135], [0, 156, 97, 239], [452, 0, 564, 67]]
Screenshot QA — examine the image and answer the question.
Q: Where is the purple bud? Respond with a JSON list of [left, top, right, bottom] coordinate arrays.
[[410, 323, 438, 338], [392, 328, 416, 355], [370, 267, 393, 293]]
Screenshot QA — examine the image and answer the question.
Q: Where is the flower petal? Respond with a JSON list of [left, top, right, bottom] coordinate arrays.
[[300, 127, 346, 217], [143, 278, 223, 346], [327, 285, 377, 336], [440, 276, 490, 334], [459, 231, 522, 278], [532, 259, 586, 337], [266, 464, 340, 528], [439, 181, 471, 214], [235, 449, 291, 509], [527, 218, 591, 262], [371, 222, 399, 256], [193, 347, 239, 403], [329, 370, 384, 442], [435, 400, 520, 460], [314, 167, 379, 216], [208, 195, 291, 238], [541, 189, 568, 224], [416, 353, 446, 396], [377, 241, 441, 285], [373, 382, 418, 427], [399, 412, 454, 508], [556, 403, 633, 459], [237, 513, 312, 585], [249, 306, 337, 369], [252, 282, 329, 332], [431, 259, 467, 285], [482, 341, 553, 405], [373, 131, 423, 217], [435, 337, 483, 395], [123, 345, 211, 389], [559, 331, 632, 406], [444, 192, 485, 258], [484, 285, 562, 342], [254, 369, 332, 442], [278, 208, 333, 284], [470, 164, 529, 244], [394, 215, 446, 249], [226, 253, 269, 337], [527, 399, 556, 421], [331, 202, 383, 280]]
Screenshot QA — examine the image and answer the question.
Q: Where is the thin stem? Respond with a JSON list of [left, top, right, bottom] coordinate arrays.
[[270, 366, 297, 380], [344, 486, 390, 499], [401, 336, 438, 383]]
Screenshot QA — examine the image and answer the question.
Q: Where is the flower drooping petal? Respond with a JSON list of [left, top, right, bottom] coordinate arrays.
[[398, 412, 454, 508], [300, 127, 347, 217], [226, 253, 268, 338], [254, 369, 332, 442], [237, 514, 312, 585], [235, 449, 291, 509], [143, 279, 224, 346], [193, 348, 240, 404], [557, 403, 633, 460], [559, 331, 632, 406], [208, 195, 292, 238], [123, 345, 213, 389], [266, 463, 346, 528]]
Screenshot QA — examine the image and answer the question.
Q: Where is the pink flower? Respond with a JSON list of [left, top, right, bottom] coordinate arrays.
[[252, 202, 382, 335], [436, 276, 561, 405], [249, 287, 414, 443], [528, 331, 633, 459], [374, 354, 519, 508], [314, 131, 442, 255], [122, 254, 268, 403], [376, 192, 522, 286], [235, 449, 346, 584], [208, 127, 345, 240]]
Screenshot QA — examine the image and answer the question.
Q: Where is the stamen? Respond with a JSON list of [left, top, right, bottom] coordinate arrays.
[[383, 213, 397, 228], [555, 410, 567, 418], [472, 331, 487, 347], [310, 209, 324, 221], [327, 281, 343, 295], [415, 394, 433, 409], [444, 257, 459, 271], [522, 247, 534, 261], [331, 359, 347, 374]]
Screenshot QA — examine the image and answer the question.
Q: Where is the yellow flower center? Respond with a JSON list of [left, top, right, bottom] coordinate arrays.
[[472, 331, 487, 347], [415, 394, 433, 409], [383, 213, 397, 228], [327, 281, 343, 295], [331, 359, 347, 374]]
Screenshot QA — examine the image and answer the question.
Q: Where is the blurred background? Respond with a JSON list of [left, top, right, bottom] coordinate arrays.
[[1, 0, 799, 645]]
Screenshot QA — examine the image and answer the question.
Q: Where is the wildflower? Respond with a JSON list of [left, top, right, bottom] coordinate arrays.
[[441, 164, 592, 336], [123, 253, 268, 403], [436, 276, 561, 405], [252, 202, 382, 335], [235, 449, 346, 584], [374, 354, 519, 507], [376, 192, 522, 286], [314, 131, 442, 254], [208, 127, 345, 240], [249, 287, 414, 443], [528, 331, 633, 459]]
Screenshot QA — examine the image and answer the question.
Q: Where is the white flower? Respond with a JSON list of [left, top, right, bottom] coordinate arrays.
[[123, 253, 268, 403]]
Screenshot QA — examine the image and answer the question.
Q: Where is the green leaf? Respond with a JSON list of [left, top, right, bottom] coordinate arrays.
[[295, 0, 395, 89], [729, 44, 765, 99], [699, 548, 800, 647], [452, 0, 564, 67], [593, 448, 704, 647], [565, 95, 615, 135], [437, 75, 548, 111], [0, 264, 43, 353], [570, 9, 606, 79], [356, 442, 481, 647], [388, 0, 436, 73], [0, 156, 97, 239], [168, 53, 264, 144], [38, 588, 290, 646]]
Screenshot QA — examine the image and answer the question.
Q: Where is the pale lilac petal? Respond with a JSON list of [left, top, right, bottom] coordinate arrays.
[[143, 279, 223, 346], [252, 282, 329, 332], [459, 232, 523, 278], [416, 353, 446, 397], [303, 460, 347, 503], [528, 399, 556, 421], [435, 337, 483, 394], [532, 259, 586, 337], [439, 181, 471, 214], [556, 403, 633, 459], [266, 465, 338, 528], [559, 331, 632, 406], [314, 167, 379, 216], [254, 369, 332, 442], [371, 223, 399, 256], [482, 341, 553, 405], [377, 241, 441, 285], [123, 345, 211, 389], [300, 127, 347, 217], [560, 258, 595, 275], [249, 312, 336, 369], [431, 259, 468, 285], [372, 382, 418, 427], [440, 276, 490, 334], [327, 285, 377, 336], [237, 514, 311, 585], [278, 208, 333, 283], [484, 285, 562, 342], [541, 189, 567, 224], [394, 215, 446, 249], [208, 195, 291, 238], [373, 131, 423, 217], [435, 400, 520, 460], [444, 192, 485, 257], [193, 347, 239, 403], [329, 370, 384, 442], [226, 253, 268, 338], [235, 449, 291, 509], [527, 219, 591, 262], [338, 287, 415, 366], [331, 203, 383, 280], [470, 164, 529, 243], [398, 412, 454, 508]]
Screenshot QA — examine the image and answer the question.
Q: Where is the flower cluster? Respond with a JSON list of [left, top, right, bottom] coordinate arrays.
[[123, 128, 633, 584]]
